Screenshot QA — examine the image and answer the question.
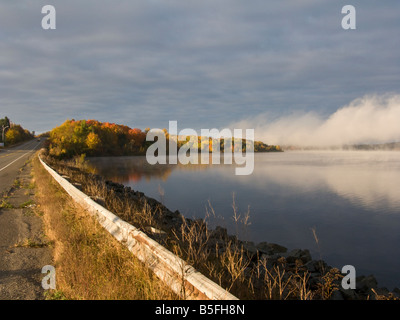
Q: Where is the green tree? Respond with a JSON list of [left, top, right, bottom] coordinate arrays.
[[0, 116, 10, 128]]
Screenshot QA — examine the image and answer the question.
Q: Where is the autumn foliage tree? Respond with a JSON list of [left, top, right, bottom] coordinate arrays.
[[3, 123, 33, 145], [48, 119, 147, 158]]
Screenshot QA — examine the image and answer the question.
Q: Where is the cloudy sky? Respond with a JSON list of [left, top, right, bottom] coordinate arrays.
[[1, 1, 399, 143]]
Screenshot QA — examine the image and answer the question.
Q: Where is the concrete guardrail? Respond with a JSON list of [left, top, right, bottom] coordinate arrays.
[[39, 154, 238, 300]]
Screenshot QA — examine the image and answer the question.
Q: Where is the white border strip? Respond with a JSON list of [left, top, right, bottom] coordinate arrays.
[[39, 155, 238, 300]]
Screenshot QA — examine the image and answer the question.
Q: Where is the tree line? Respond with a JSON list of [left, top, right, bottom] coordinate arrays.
[[47, 119, 281, 158], [0, 116, 34, 146]]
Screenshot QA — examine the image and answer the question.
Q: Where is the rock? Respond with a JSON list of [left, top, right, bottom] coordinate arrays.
[[145, 226, 167, 236], [304, 260, 317, 273], [286, 249, 312, 264], [372, 287, 390, 299], [72, 182, 82, 190], [340, 287, 359, 300], [228, 235, 239, 243], [313, 260, 328, 273], [129, 194, 139, 201], [308, 273, 322, 288], [91, 196, 106, 207], [242, 241, 258, 255], [256, 242, 272, 254], [260, 253, 277, 261], [210, 226, 228, 240], [165, 210, 180, 219], [356, 275, 378, 293], [256, 242, 287, 254], [331, 290, 344, 300], [258, 254, 277, 270], [207, 238, 225, 251]]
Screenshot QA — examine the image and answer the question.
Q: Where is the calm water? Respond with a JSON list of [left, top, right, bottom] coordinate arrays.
[[88, 151, 400, 290]]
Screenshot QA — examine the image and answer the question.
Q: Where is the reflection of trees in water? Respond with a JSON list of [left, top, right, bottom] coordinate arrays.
[[87, 156, 217, 183]]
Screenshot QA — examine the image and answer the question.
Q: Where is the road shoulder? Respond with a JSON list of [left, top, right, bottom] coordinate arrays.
[[0, 155, 53, 300]]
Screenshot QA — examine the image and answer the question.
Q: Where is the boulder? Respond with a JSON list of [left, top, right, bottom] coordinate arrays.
[[256, 242, 272, 254], [242, 241, 258, 256], [356, 275, 378, 293], [313, 260, 329, 273], [210, 226, 228, 240], [331, 290, 344, 300], [371, 287, 390, 299], [340, 287, 359, 300], [286, 249, 312, 264], [256, 242, 287, 254], [304, 260, 317, 273]]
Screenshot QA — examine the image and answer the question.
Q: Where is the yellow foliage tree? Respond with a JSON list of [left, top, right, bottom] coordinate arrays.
[[5, 128, 20, 144], [86, 132, 101, 151], [4, 125, 32, 145]]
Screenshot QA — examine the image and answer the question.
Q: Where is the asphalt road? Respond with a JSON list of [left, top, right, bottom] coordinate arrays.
[[0, 139, 43, 195], [0, 138, 52, 300]]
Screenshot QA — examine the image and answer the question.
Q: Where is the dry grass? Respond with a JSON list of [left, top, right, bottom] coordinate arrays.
[[32, 154, 178, 300]]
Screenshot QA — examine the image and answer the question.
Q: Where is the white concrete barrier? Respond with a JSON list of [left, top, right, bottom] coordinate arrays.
[[39, 155, 238, 300]]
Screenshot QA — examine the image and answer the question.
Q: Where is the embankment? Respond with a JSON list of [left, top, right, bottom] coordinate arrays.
[[33, 154, 178, 300]]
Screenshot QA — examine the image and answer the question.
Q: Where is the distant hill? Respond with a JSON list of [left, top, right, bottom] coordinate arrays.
[[343, 142, 400, 151], [282, 142, 400, 151]]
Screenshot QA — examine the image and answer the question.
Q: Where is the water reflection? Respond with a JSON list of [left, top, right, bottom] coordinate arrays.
[[89, 151, 400, 213], [88, 155, 231, 183], [241, 155, 400, 213], [88, 156, 176, 182]]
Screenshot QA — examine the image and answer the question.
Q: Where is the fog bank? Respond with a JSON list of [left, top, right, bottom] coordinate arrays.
[[232, 94, 400, 147]]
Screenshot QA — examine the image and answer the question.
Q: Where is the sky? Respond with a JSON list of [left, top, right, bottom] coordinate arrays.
[[1, 1, 399, 145]]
